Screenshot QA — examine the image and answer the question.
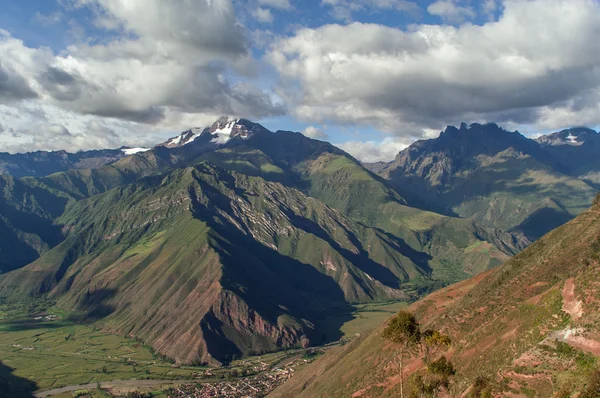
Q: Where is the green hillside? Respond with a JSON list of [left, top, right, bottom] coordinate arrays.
[[272, 197, 600, 397], [0, 163, 430, 364]]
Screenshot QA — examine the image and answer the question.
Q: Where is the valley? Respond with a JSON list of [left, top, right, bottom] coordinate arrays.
[[1, 118, 599, 397], [0, 298, 406, 396]]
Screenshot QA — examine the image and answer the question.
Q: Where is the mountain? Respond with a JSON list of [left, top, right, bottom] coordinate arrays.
[[271, 197, 600, 397], [160, 117, 260, 148], [0, 174, 65, 273], [537, 127, 600, 189], [0, 164, 428, 364], [0, 118, 524, 365], [370, 123, 598, 241], [0, 148, 128, 178]]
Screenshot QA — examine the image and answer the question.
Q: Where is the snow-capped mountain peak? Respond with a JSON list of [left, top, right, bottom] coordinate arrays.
[[210, 118, 241, 144], [160, 117, 257, 148]]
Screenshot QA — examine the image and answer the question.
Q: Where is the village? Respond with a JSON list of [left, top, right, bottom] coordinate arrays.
[[164, 354, 312, 398]]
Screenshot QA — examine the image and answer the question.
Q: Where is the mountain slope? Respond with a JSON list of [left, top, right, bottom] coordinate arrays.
[[4, 120, 523, 288], [193, 144, 522, 290], [372, 123, 597, 241], [0, 163, 433, 364], [0, 174, 66, 273], [272, 196, 600, 397]]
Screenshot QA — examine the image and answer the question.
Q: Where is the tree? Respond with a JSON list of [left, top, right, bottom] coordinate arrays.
[[468, 376, 492, 398], [421, 329, 451, 364], [411, 356, 455, 398], [383, 311, 422, 398]]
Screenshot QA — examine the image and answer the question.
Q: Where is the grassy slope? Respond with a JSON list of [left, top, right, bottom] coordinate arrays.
[[299, 151, 524, 284], [0, 175, 67, 273], [0, 163, 432, 364], [272, 200, 600, 397], [447, 151, 596, 237], [200, 137, 523, 286]]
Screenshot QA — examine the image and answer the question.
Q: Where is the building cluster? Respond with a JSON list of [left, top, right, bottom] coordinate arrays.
[[166, 367, 296, 397]]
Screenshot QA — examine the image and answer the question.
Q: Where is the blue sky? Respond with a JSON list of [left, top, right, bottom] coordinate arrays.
[[0, 0, 599, 161]]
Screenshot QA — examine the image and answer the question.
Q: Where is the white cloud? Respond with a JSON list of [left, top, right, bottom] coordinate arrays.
[[337, 137, 408, 162], [302, 126, 329, 140], [0, 102, 172, 153], [427, 0, 476, 23], [268, 0, 600, 137], [252, 7, 274, 24], [0, 0, 285, 152]]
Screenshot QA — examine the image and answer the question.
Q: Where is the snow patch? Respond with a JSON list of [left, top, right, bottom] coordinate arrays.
[[210, 119, 240, 145], [566, 132, 578, 144], [122, 147, 150, 155], [167, 135, 183, 146], [182, 128, 205, 145]]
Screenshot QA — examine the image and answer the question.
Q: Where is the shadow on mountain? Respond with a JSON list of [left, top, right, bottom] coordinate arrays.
[[283, 212, 406, 288], [188, 180, 354, 359], [0, 317, 72, 332], [389, 163, 593, 237], [0, 361, 37, 398], [69, 288, 118, 322], [512, 207, 574, 241], [371, 226, 433, 275]]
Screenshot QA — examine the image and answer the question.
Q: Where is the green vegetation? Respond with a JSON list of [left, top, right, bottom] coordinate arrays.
[[271, 199, 600, 397], [383, 311, 454, 398], [0, 304, 199, 390]]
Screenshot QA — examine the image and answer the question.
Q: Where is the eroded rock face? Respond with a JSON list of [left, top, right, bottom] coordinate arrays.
[[198, 290, 312, 364]]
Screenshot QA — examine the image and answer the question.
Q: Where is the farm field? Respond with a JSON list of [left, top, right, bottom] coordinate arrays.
[[0, 300, 407, 395], [0, 302, 200, 392]]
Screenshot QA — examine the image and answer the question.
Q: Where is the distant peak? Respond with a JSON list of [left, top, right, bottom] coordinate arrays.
[[159, 117, 263, 148], [537, 127, 598, 147], [442, 122, 503, 136]]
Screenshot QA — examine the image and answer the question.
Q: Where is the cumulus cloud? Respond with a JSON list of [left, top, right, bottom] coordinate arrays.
[[0, 0, 285, 152], [321, 0, 418, 22], [0, 102, 171, 153], [480, 0, 498, 20], [427, 1, 476, 23], [337, 137, 408, 162], [302, 126, 329, 140], [268, 0, 600, 138], [0, 61, 38, 103]]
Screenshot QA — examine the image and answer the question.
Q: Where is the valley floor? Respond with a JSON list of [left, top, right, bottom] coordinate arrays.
[[0, 300, 407, 397]]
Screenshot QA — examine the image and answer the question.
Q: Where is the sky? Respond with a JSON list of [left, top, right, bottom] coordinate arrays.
[[1, 0, 600, 162]]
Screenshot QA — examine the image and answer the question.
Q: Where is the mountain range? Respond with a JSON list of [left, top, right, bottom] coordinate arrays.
[[0, 118, 597, 366], [369, 123, 598, 241]]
